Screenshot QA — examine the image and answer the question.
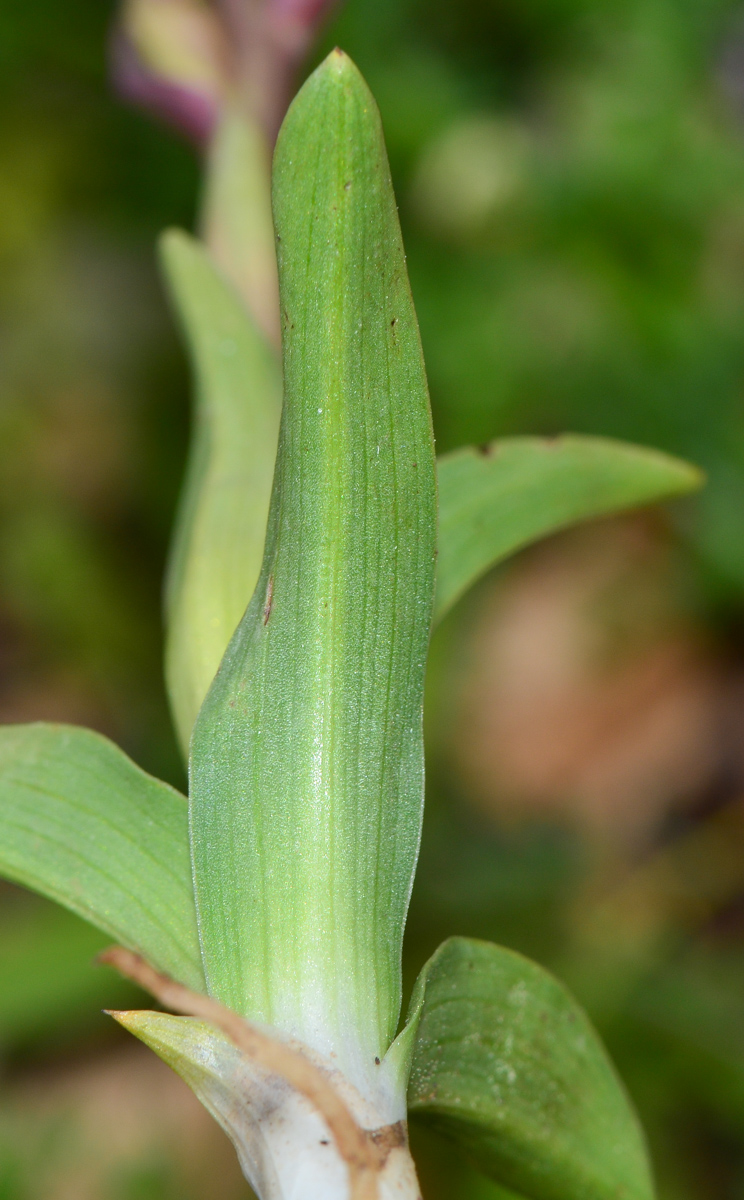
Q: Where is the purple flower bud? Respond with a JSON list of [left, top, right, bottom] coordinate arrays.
[[112, 0, 227, 146], [113, 0, 344, 146], [270, 0, 339, 29], [111, 26, 220, 144]]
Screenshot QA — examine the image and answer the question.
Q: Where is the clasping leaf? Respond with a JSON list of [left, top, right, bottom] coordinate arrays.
[[189, 49, 437, 1105]]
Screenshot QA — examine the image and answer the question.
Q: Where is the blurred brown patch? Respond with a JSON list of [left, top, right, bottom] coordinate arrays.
[[2, 1041, 250, 1200], [452, 516, 727, 848]]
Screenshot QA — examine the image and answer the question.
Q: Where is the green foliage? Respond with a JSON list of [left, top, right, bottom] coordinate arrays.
[[435, 436, 702, 623], [331, 0, 744, 596], [0, 723, 202, 989], [161, 230, 281, 755], [201, 109, 280, 344], [0, 0, 742, 1196], [0, 24, 711, 1200], [189, 52, 437, 1072], [408, 938, 653, 1200]]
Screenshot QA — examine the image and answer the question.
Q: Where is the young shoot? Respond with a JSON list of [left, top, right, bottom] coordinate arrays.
[[0, 48, 703, 1200]]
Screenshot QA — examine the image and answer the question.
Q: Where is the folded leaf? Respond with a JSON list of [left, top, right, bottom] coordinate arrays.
[[162, 230, 282, 754], [0, 723, 203, 989], [190, 50, 437, 1094], [407, 937, 654, 1200], [435, 435, 703, 623], [112, 1011, 266, 1186]]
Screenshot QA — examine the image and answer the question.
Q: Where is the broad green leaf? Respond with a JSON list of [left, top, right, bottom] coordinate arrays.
[[0, 723, 203, 989], [190, 50, 437, 1087], [435, 436, 703, 624], [162, 230, 282, 755], [407, 937, 654, 1200]]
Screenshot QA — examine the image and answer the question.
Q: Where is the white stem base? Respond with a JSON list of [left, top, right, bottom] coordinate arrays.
[[234, 1080, 421, 1200], [119, 1011, 423, 1200], [113, 1003, 422, 1200]]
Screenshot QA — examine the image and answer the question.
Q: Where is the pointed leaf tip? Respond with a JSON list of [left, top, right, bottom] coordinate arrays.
[[307, 46, 366, 90], [190, 50, 436, 1092]]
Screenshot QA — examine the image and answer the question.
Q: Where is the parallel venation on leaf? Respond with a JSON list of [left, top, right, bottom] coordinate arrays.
[[0, 723, 203, 989], [190, 49, 437, 1087], [408, 937, 654, 1200]]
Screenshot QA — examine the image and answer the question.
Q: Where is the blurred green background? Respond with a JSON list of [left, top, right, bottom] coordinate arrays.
[[3, 0, 744, 1196]]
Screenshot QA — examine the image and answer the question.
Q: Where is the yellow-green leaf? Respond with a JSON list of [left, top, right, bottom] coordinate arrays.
[[201, 108, 281, 347], [0, 723, 203, 989], [189, 51, 437, 1093], [162, 230, 282, 754]]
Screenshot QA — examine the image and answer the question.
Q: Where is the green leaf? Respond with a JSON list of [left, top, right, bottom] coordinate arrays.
[[0, 723, 203, 990], [435, 435, 703, 624], [190, 50, 437, 1089], [162, 230, 282, 755], [407, 937, 654, 1200]]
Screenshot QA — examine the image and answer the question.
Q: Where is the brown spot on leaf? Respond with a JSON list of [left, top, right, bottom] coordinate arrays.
[[368, 1120, 408, 1157], [263, 576, 274, 625]]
